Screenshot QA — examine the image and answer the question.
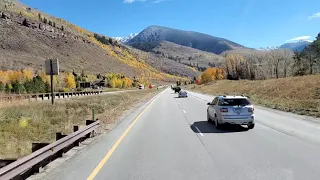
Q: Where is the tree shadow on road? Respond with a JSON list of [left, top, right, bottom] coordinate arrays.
[[190, 121, 248, 134]]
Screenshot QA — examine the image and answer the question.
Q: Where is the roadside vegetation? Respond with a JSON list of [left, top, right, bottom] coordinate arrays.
[[0, 90, 159, 158], [221, 33, 320, 80], [0, 69, 147, 95]]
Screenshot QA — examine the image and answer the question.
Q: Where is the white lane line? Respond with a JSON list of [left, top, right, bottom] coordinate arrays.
[[183, 110, 187, 114], [195, 126, 204, 136]]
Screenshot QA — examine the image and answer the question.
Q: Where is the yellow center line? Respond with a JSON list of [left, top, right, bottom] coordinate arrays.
[[87, 90, 165, 180]]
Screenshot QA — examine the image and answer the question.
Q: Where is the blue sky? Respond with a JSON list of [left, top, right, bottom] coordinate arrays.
[[21, 0, 320, 48]]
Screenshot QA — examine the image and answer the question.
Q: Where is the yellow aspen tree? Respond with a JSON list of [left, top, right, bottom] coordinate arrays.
[[200, 68, 218, 84], [22, 69, 33, 81], [40, 71, 50, 83], [216, 68, 224, 80], [64, 73, 76, 89], [0, 71, 8, 83]]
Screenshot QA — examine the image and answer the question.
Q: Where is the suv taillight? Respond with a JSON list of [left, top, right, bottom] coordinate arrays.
[[248, 108, 254, 112], [220, 108, 228, 112]]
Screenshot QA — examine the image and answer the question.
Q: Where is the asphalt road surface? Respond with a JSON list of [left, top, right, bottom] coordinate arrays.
[[41, 88, 320, 180]]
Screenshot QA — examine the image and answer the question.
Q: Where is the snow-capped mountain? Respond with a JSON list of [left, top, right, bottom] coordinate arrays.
[[279, 40, 312, 52], [257, 40, 312, 52], [257, 46, 279, 51], [114, 33, 139, 43]]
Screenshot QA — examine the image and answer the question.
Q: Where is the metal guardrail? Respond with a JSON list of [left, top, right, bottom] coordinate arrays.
[[0, 90, 103, 102], [0, 120, 100, 180]]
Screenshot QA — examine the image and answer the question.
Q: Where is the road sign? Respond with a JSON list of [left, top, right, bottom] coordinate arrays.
[[45, 59, 59, 75], [149, 84, 152, 89], [45, 59, 59, 105], [195, 80, 199, 85]]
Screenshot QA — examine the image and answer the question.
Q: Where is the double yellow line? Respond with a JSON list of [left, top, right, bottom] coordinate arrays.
[[87, 90, 165, 180]]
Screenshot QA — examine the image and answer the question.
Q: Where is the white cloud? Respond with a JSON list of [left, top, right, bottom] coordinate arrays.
[[286, 36, 312, 42], [123, 0, 146, 3], [308, 12, 320, 20]]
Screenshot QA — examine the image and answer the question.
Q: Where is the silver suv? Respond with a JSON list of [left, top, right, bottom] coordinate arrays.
[[207, 95, 255, 129]]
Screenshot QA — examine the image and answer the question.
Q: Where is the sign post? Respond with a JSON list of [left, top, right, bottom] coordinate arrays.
[[92, 108, 95, 121], [50, 60, 54, 105], [45, 59, 59, 105]]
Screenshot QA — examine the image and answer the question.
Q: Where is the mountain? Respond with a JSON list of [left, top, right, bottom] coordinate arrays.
[[129, 41, 225, 69], [114, 33, 138, 43], [258, 40, 312, 52], [279, 40, 311, 52], [0, 0, 198, 80], [126, 25, 247, 54], [257, 46, 279, 51]]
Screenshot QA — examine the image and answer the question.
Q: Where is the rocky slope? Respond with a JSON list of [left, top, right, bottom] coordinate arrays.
[[0, 0, 197, 81], [129, 41, 225, 69]]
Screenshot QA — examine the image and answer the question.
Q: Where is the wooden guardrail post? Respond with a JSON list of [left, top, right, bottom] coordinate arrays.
[[56, 133, 67, 157], [73, 126, 80, 146], [30, 143, 50, 174], [0, 159, 16, 169], [32, 143, 50, 153], [86, 120, 96, 138]]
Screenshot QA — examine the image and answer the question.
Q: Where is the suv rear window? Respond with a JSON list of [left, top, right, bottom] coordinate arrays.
[[219, 98, 251, 106]]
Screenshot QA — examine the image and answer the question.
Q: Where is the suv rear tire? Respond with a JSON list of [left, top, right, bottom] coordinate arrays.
[[248, 124, 255, 129]]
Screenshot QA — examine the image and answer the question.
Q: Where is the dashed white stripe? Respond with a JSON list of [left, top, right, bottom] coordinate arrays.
[[195, 126, 204, 136], [183, 110, 186, 114]]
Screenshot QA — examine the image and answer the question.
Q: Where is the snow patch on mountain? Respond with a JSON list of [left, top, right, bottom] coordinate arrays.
[[257, 40, 313, 52], [114, 33, 139, 43], [257, 46, 279, 51]]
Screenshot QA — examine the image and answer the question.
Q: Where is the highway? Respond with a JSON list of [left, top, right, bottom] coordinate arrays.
[[40, 88, 320, 180]]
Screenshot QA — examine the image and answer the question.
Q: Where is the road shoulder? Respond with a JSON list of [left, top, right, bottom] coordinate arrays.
[[27, 89, 164, 180]]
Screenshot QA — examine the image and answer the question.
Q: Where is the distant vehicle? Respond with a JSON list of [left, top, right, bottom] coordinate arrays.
[[207, 95, 255, 130], [178, 91, 188, 98], [173, 86, 181, 93], [138, 84, 144, 89]]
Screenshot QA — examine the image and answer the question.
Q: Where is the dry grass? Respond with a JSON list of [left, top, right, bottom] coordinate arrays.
[[0, 90, 159, 159], [186, 75, 320, 117]]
